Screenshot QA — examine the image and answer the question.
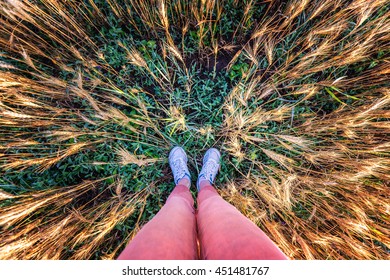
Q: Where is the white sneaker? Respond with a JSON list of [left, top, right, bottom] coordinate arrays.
[[169, 146, 191, 185], [197, 148, 221, 190]]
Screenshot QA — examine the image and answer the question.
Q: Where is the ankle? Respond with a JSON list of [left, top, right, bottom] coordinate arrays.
[[198, 178, 212, 191], [177, 177, 191, 188]]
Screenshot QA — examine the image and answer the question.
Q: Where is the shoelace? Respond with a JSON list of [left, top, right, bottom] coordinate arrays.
[[202, 160, 218, 182], [172, 159, 186, 180]]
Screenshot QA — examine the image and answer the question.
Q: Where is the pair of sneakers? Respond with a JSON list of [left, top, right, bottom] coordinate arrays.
[[168, 146, 221, 191]]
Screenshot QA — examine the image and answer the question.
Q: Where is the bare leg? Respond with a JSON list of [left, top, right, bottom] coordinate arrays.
[[197, 182, 288, 260], [118, 178, 197, 260]]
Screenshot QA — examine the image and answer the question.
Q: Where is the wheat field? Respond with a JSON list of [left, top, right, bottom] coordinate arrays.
[[0, 0, 389, 259]]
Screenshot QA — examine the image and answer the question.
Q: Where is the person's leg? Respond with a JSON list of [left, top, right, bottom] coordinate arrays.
[[197, 183, 288, 260], [195, 148, 288, 260], [118, 147, 197, 260], [118, 179, 197, 260]]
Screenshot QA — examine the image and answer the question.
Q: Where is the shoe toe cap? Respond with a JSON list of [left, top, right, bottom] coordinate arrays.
[[169, 146, 187, 161], [204, 148, 221, 162]]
